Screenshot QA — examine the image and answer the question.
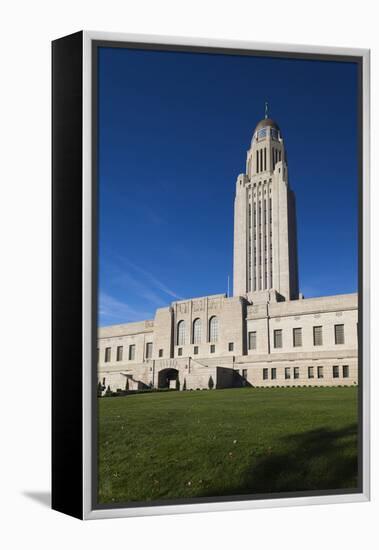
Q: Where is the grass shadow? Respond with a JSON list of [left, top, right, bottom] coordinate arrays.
[[201, 424, 358, 496]]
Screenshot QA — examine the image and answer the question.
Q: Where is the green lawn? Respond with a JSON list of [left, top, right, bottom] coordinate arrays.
[[98, 387, 358, 504]]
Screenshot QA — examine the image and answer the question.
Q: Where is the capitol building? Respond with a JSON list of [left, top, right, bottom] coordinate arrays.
[[98, 114, 358, 392]]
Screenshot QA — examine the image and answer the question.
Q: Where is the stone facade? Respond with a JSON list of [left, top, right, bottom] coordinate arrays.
[[98, 115, 358, 392], [233, 118, 299, 300]]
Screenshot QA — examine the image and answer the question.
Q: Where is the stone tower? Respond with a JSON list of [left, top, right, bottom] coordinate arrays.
[[233, 109, 299, 302]]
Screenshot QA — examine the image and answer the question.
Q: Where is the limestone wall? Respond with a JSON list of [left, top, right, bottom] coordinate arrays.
[[98, 291, 359, 391]]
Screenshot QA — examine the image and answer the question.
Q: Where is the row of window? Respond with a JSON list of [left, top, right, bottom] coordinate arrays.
[[177, 342, 234, 356], [100, 340, 237, 363], [248, 324, 346, 350], [247, 198, 273, 292], [262, 365, 350, 380], [249, 201, 273, 231], [100, 323, 348, 362], [102, 342, 154, 363], [255, 146, 282, 174], [177, 316, 218, 346], [256, 147, 267, 172]]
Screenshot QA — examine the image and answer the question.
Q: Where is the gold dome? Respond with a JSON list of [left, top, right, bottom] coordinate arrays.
[[254, 118, 280, 133]]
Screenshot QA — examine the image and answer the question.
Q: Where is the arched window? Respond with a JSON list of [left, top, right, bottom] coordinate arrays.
[[177, 320, 186, 346], [209, 316, 219, 343], [193, 318, 202, 344]]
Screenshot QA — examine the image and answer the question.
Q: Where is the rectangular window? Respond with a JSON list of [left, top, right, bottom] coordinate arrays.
[[285, 367, 291, 379], [145, 342, 153, 359], [178, 347, 183, 356], [293, 327, 302, 347], [343, 365, 349, 378], [317, 366, 324, 378], [271, 368, 277, 380], [248, 331, 257, 350], [333, 365, 339, 378], [294, 367, 300, 379], [128, 344, 135, 361], [194, 346, 198, 355], [308, 366, 314, 379], [116, 346, 123, 361], [263, 368, 268, 380], [228, 342, 234, 352], [334, 324, 345, 345], [210, 344, 215, 353], [274, 329, 282, 348], [242, 369, 248, 379], [158, 349, 163, 358], [313, 326, 323, 346], [105, 347, 111, 363]]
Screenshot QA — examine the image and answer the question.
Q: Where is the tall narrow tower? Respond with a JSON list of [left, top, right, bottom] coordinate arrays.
[[233, 109, 299, 302]]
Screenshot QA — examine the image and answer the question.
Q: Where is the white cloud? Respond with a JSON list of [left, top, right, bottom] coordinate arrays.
[[98, 256, 183, 325], [118, 258, 183, 300], [98, 291, 153, 326]]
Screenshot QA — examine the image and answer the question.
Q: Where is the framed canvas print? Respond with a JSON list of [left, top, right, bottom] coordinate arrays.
[[52, 31, 370, 520]]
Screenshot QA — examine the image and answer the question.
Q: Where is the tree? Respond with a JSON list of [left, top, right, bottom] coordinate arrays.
[[176, 377, 180, 391], [182, 378, 187, 391], [208, 376, 214, 390], [125, 378, 130, 391]]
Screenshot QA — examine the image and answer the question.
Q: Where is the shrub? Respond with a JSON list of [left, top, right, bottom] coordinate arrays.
[[208, 376, 214, 390], [97, 381, 104, 397]]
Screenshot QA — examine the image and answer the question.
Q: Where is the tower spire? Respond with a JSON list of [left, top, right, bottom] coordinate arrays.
[[265, 101, 269, 119]]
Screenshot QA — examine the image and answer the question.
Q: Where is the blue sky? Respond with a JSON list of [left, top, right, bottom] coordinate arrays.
[[98, 46, 358, 327]]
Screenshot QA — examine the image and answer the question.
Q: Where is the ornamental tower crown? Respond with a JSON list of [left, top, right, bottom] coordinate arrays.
[[246, 105, 287, 179]]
